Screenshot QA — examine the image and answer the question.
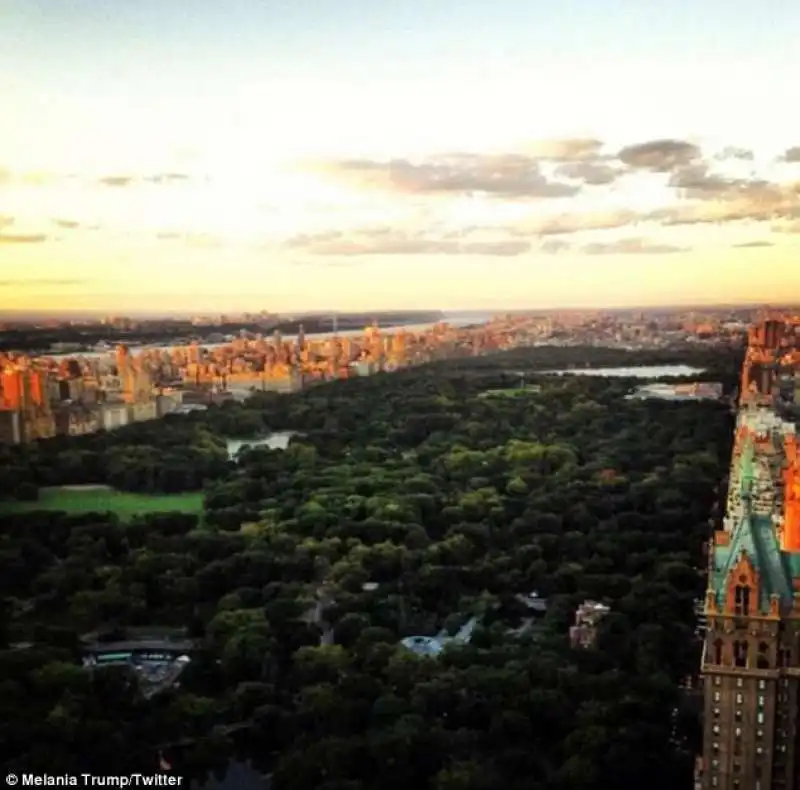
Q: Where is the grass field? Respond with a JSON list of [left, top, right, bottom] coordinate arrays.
[[0, 485, 204, 520]]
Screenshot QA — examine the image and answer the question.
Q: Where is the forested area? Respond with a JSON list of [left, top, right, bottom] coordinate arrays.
[[0, 344, 741, 789], [0, 344, 738, 498]]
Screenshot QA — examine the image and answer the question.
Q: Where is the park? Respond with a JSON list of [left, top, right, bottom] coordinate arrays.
[[0, 484, 204, 519], [0, 342, 742, 789]]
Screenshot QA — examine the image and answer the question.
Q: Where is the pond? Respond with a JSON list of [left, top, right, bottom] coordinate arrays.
[[225, 430, 299, 460]]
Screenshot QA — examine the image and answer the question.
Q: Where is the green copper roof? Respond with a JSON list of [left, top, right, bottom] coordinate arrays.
[[711, 511, 794, 613], [711, 434, 799, 613]]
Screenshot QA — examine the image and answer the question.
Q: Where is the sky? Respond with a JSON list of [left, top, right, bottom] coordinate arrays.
[[2, 0, 800, 314]]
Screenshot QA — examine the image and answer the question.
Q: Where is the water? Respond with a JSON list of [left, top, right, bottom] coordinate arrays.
[[544, 365, 706, 378], [225, 431, 297, 459]]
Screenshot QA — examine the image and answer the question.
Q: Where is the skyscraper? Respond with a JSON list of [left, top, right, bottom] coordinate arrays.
[[699, 320, 800, 790]]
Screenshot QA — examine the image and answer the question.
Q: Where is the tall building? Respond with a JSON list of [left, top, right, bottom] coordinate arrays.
[[569, 600, 610, 649], [0, 364, 55, 442], [699, 320, 800, 790]]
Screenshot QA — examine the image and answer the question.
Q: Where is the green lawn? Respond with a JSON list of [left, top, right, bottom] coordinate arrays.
[[0, 486, 204, 520]]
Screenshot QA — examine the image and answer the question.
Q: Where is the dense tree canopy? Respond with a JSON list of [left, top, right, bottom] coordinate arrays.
[[0, 344, 740, 788]]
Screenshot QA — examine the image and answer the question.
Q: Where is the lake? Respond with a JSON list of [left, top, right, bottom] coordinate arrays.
[[543, 365, 706, 378], [225, 431, 298, 459]]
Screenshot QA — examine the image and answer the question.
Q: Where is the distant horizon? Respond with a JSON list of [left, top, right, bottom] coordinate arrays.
[[0, 300, 794, 324]]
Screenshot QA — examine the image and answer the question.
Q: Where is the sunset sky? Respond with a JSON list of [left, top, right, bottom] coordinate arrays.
[[2, 0, 800, 313]]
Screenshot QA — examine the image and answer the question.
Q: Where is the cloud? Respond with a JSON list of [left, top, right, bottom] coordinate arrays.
[[320, 154, 580, 199], [7, 171, 192, 189], [52, 218, 81, 229], [715, 147, 754, 161], [284, 230, 343, 248], [773, 220, 800, 234], [155, 231, 224, 248], [783, 147, 800, 163], [540, 239, 571, 254], [582, 238, 687, 255], [553, 160, 620, 186], [733, 240, 773, 248], [0, 215, 14, 229], [98, 175, 135, 187], [0, 278, 87, 286], [0, 233, 48, 244], [667, 164, 786, 203], [285, 228, 530, 256], [650, 180, 800, 226], [521, 210, 640, 237], [146, 173, 191, 184], [525, 138, 604, 161], [618, 139, 701, 171]]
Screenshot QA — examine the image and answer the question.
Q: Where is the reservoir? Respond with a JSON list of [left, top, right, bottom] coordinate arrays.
[[543, 365, 706, 378]]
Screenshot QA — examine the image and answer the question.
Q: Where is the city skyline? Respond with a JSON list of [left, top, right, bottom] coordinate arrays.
[[2, 0, 800, 312]]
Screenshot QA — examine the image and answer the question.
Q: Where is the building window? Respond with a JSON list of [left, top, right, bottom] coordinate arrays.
[[734, 584, 751, 615], [714, 691, 721, 702], [715, 677, 721, 686], [758, 712, 764, 724], [758, 695, 765, 707], [737, 678, 743, 688], [712, 742, 719, 753], [735, 727, 742, 737], [713, 724, 720, 734], [713, 638, 724, 665], [734, 640, 749, 667], [758, 679, 766, 690], [736, 693, 743, 704], [757, 730, 763, 739], [735, 710, 742, 721], [711, 778, 718, 787], [713, 707, 720, 717]]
